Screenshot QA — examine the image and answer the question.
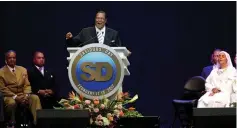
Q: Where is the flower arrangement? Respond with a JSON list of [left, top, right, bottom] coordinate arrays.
[[54, 91, 143, 127]]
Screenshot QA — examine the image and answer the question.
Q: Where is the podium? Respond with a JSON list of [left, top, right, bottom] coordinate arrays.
[[67, 44, 131, 99], [67, 47, 130, 76]]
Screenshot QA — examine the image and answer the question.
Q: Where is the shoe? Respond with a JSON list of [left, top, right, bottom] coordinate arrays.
[[20, 123, 29, 127]]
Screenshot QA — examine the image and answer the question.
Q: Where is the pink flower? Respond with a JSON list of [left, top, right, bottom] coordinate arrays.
[[73, 104, 80, 109], [119, 110, 124, 117], [94, 108, 99, 113], [85, 100, 91, 105], [100, 104, 105, 109], [96, 114, 103, 121]]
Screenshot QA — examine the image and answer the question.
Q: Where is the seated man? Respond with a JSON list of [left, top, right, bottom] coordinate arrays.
[[27, 51, 58, 109], [0, 50, 41, 126], [198, 51, 236, 108], [201, 49, 221, 79]]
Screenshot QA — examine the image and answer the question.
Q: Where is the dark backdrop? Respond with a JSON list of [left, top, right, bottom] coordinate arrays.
[[0, 1, 236, 127]]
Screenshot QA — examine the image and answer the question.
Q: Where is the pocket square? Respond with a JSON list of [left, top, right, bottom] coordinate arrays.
[[111, 40, 115, 43]]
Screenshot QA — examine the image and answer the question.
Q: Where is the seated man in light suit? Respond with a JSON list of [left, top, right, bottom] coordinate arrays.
[[0, 50, 41, 127], [201, 49, 221, 79], [65, 10, 122, 47]]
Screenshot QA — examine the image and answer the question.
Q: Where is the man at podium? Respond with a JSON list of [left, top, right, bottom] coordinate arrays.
[[65, 10, 122, 47]]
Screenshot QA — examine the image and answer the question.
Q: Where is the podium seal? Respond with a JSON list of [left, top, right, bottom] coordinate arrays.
[[68, 43, 124, 99]]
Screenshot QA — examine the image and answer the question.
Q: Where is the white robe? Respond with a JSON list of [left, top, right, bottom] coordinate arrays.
[[230, 70, 237, 104], [198, 67, 237, 108]]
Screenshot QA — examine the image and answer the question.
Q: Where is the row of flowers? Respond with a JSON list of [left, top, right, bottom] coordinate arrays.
[[54, 91, 143, 127]]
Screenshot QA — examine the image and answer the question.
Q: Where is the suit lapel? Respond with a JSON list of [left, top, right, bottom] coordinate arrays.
[[104, 28, 113, 45], [15, 66, 22, 83], [43, 68, 49, 78], [91, 27, 99, 43], [33, 66, 44, 78], [103, 28, 109, 45]]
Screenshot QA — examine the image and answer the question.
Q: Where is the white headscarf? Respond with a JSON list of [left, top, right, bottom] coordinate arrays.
[[216, 51, 233, 69]]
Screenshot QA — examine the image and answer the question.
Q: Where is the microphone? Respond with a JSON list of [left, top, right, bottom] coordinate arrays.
[[78, 32, 99, 47]]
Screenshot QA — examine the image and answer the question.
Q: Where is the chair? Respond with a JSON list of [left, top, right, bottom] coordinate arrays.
[[171, 76, 205, 128], [182, 76, 205, 100]]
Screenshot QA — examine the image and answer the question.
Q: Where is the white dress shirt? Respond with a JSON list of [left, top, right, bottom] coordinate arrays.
[[7, 65, 15, 73], [35, 65, 44, 76]]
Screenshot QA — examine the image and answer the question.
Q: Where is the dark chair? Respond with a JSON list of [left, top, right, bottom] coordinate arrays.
[[171, 76, 205, 128], [182, 76, 206, 100]]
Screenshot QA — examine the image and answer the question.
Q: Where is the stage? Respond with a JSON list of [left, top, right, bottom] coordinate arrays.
[[193, 108, 236, 128]]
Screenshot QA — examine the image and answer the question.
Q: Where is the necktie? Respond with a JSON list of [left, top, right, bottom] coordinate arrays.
[[39, 67, 43, 75], [12, 69, 16, 76], [97, 32, 103, 44]]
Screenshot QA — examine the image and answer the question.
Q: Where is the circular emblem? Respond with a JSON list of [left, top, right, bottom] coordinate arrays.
[[68, 43, 124, 99]]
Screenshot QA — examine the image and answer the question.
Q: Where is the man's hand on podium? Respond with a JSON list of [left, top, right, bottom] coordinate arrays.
[[66, 32, 73, 40]]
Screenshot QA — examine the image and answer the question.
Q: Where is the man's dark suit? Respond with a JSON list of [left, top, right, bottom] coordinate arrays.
[[27, 66, 58, 109], [201, 65, 213, 79], [66, 27, 122, 47]]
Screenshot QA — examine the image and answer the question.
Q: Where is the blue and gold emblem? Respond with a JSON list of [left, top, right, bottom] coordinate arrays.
[[68, 44, 124, 99]]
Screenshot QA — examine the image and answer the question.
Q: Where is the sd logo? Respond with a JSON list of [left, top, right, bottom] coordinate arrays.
[[68, 44, 124, 99], [80, 62, 113, 81]]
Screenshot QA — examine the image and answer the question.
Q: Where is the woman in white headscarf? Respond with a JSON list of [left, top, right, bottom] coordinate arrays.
[[198, 51, 237, 108]]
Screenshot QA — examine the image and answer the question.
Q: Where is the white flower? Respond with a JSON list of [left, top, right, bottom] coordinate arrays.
[[127, 94, 138, 103], [102, 117, 110, 126], [114, 110, 119, 115], [117, 104, 123, 110]]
